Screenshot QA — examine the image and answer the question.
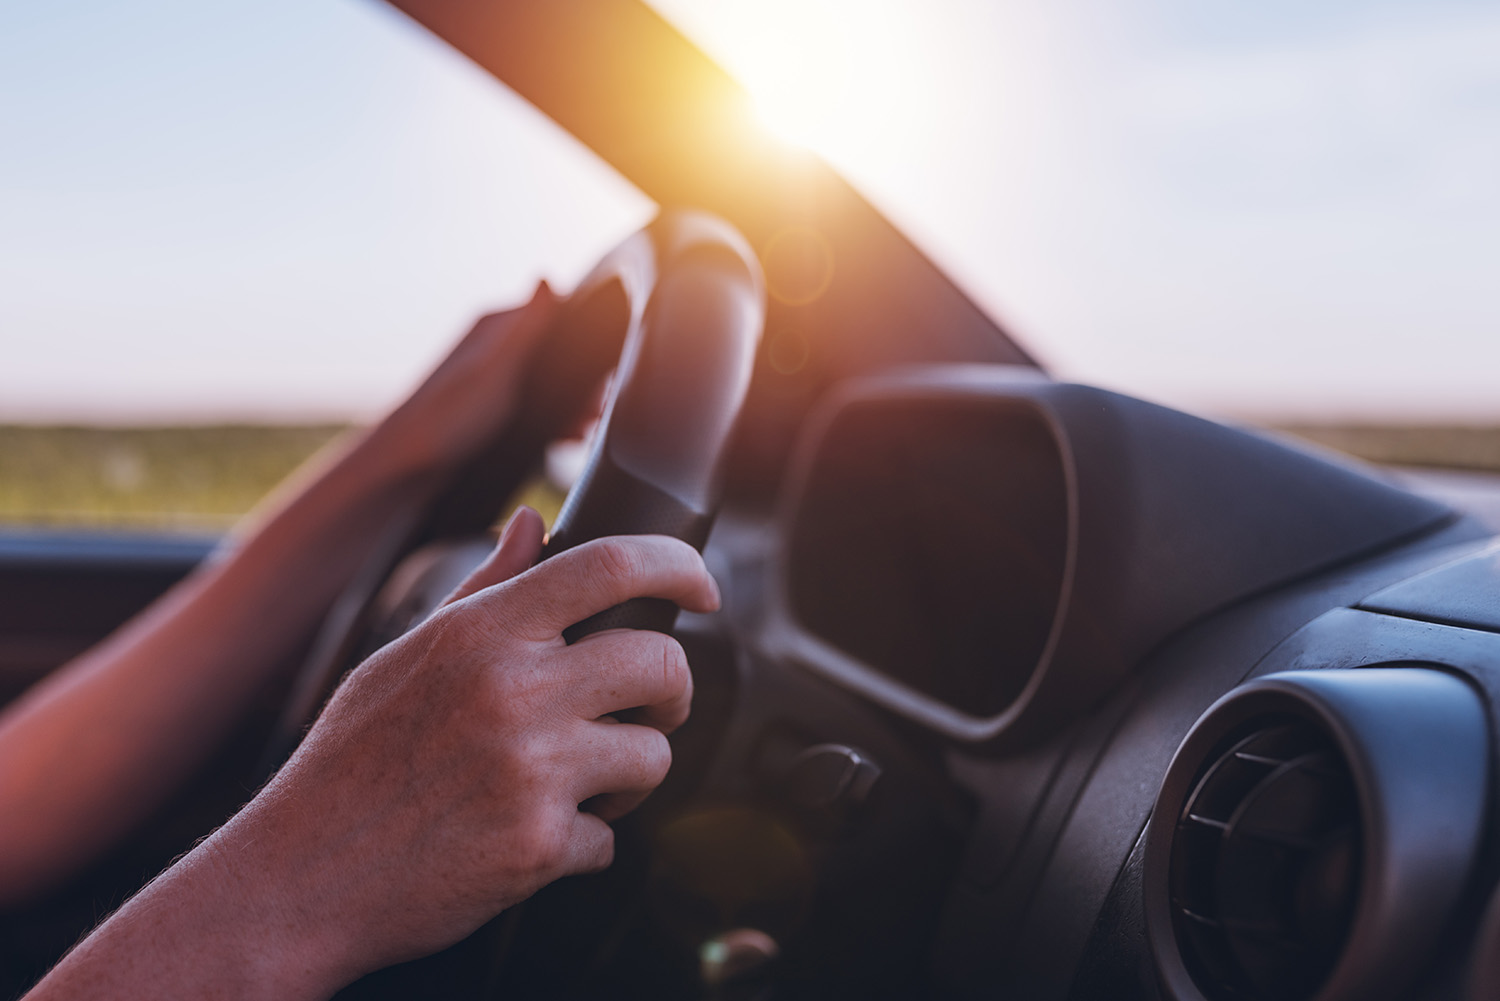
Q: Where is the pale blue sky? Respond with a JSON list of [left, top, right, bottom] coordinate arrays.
[[3, 0, 1497, 422]]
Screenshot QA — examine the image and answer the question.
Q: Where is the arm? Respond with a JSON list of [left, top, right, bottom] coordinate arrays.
[[0, 284, 559, 906], [25, 527, 718, 1000]]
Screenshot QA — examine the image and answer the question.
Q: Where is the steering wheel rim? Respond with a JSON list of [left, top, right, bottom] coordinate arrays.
[[540, 210, 766, 639], [264, 209, 764, 770]]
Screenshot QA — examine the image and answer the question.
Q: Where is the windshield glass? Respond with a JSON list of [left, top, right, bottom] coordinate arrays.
[[649, 0, 1500, 423], [1, 0, 650, 528], [1, 0, 652, 428], [4, 0, 1497, 529]]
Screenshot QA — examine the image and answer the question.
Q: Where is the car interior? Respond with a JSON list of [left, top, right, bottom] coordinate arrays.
[[3, 2, 1499, 1000]]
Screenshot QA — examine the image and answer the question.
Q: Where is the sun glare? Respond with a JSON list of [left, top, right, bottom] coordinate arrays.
[[736, 12, 857, 151], [752, 85, 836, 152], [652, 0, 937, 169]]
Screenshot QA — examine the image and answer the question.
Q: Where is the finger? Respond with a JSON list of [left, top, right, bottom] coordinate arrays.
[[563, 811, 615, 875], [556, 629, 694, 733], [586, 789, 652, 823], [440, 280, 560, 378], [442, 506, 545, 607], [568, 722, 673, 810], [473, 279, 559, 350], [495, 535, 721, 641]]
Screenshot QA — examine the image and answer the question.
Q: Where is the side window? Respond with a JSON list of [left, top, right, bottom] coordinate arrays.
[[0, 2, 653, 533]]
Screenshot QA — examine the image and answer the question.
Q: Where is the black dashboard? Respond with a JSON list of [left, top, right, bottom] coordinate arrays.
[[638, 363, 1500, 1001]]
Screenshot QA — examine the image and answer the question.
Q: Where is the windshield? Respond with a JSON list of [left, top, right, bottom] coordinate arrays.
[[0, 0, 651, 427], [1, 0, 650, 528], [3, 0, 1497, 528], [648, 0, 1500, 423]]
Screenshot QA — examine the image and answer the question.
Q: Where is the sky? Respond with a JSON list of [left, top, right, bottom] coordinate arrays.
[[2, 0, 1497, 423]]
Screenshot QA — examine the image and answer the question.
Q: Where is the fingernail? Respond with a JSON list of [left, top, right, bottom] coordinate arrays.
[[497, 507, 526, 549], [708, 572, 723, 610]]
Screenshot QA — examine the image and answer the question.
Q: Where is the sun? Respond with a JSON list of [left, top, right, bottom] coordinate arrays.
[[651, 0, 929, 169], [736, 21, 857, 153]]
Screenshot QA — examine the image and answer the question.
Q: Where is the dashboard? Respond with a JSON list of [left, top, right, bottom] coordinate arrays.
[[638, 362, 1500, 1001]]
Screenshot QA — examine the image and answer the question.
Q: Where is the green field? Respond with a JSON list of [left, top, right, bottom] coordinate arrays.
[[0, 423, 1496, 532], [0, 425, 347, 531]]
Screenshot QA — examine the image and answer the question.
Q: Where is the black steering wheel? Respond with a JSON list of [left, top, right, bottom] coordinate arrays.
[[537, 211, 766, 640], [265, 210, 765, 766]]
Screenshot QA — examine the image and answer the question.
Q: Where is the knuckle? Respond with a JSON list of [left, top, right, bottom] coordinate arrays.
[[488, 724, 556, 794], [514, 809, 568, 874], [657, 635, 690, 691], [507, 726, 557, 772], [436, 594, 512, 655], [510, 595, 553, 643], [591, 537, 646, 587], [585, 826, 616, 873]]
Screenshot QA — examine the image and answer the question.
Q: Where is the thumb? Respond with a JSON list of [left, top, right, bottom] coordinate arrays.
[[443, 506, 546, 606]]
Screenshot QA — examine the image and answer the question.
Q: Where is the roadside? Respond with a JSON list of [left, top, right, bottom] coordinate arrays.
[[0, 423, 1495, 532]]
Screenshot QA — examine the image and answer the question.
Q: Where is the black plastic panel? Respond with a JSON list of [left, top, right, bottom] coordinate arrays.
[[929, 523, 1493, 1001], [774, 365, 1453, 743], [1359, 541, 1500, 634], [785, 396, 1067, 717], [0, 530, 215, 702]]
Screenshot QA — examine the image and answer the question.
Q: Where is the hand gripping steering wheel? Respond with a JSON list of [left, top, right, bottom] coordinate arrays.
[[536, 210, 765, 639], [266, 209, 764, 766]]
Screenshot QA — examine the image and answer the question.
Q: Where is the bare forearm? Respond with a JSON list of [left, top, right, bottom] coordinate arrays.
[[0, 430, 434, 904], [25, 810, 355, 1001]]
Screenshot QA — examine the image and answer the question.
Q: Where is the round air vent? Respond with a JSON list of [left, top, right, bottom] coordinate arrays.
[[1145, 668, 1490, 1001], [1169, 719, 1360, 1000]]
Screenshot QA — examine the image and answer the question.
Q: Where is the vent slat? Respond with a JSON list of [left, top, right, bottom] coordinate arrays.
[[1233, 751, 1290, 766], [1168, 719, 1360, 1001], [1174, 905, 1223, 929], [1185, 813, 1230, 831]]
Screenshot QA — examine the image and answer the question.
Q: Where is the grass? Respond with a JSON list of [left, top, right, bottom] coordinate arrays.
[[0, 423, 1496, 533], [0, 425, 348, 531]]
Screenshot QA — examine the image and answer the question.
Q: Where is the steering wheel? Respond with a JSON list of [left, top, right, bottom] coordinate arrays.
[[264, 207, 765, 780], [536, 212, 766, 640]]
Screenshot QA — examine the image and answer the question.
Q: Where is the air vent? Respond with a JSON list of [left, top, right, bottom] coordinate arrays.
[[1146, 668, 1490, 1001], [1169, 719, 1360, 1001]]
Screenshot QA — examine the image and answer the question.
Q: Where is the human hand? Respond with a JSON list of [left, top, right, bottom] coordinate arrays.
[[203, 512, 718, 992], [362, 281, 562, 481]]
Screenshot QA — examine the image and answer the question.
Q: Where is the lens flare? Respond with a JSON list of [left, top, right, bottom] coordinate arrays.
[[652, 0, 938, 170]]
